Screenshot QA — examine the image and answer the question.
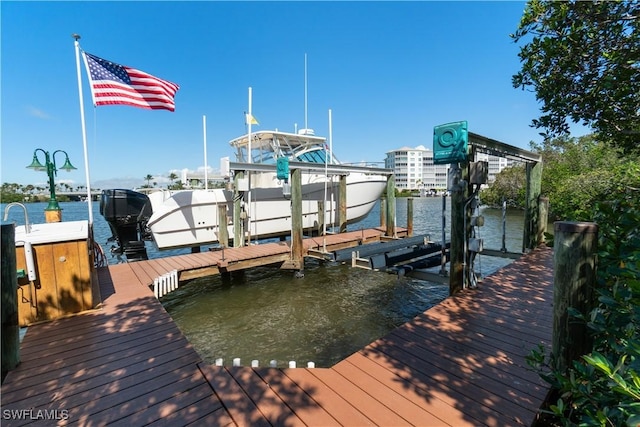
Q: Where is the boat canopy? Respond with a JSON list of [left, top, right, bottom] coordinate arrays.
[[229, 130, 338, 165]]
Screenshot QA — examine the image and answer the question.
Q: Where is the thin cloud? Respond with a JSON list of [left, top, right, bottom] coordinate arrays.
[[26, 105, 52, 119]]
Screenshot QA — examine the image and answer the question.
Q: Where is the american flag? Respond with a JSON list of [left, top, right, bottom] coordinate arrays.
[[82, 51, 179, 111]]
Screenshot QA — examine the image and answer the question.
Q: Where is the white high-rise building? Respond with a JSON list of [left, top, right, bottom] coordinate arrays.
[[385, 145, 449, 191], [385, 146, 513, 191]]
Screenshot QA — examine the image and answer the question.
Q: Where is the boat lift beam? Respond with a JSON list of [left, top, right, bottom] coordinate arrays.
[[229, 161, 393, 176], [328, 234, 449, 272], [468, 132, 542, 163]]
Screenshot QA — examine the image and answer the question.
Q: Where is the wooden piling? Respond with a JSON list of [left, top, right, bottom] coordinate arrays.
[[380, 198, 386, 228], [217, 204, 229, 248], [523, 161, 543, 251], [290, 168, 304, 269], [338, 175, 347, 233], [407, 197, 414, 237], [538, 196, 549, 245], [1, 223, 20, 380], [552, 221, 598, 373], [449, 164, 471, 295], [233, 171, 245, 247], [385, 175, 396, 237], [317, 201, 325, 235]]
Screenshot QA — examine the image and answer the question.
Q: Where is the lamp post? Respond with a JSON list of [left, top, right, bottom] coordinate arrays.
[[26, 149, 77, 223]]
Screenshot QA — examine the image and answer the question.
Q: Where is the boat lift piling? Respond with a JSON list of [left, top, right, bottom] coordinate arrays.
[[228, 161, 395, 275], [217, 204, 229, 248]]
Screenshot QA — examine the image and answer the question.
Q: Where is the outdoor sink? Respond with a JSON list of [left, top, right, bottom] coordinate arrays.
[[13, 220, 90, 246]]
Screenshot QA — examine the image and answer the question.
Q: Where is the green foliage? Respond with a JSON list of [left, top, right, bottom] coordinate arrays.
[[512, 1, 640, 153], [394, 188, 417, 198], [0, 183, 25, 203], [531, 134, 639, 220], [480, 164, 526, 208], [528, 190, 640, 426], [479, 134, 637, 219]]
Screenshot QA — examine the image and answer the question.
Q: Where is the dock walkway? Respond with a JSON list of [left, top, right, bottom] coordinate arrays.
[[129, 228, 404, 286], [1, 237, 553, 426]]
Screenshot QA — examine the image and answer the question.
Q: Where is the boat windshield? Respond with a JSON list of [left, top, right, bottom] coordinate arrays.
[[230, 131, 339, 165]]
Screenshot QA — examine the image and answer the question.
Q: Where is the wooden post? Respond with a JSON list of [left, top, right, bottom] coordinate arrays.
[[379, 198, 386, 229], [217, 204, 229, 248], [317, 200, 325, 235], [553, 221, 598, 373], [338, 175, 347, 233], [523, 161, 543, 251], [385, 174, 396, 237], [290, 168, 304, 269], [406, 197, 414, 237], [538, 196, 549, 246], [439, 193, 448, 276], [233, 171, 245, 247], [44, 209, 62, 223], [449, 162, 470, 295], [1, 223, 20, 380]]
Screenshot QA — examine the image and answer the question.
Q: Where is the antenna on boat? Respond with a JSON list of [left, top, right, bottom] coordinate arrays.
[[203, 115, 208, 190], [247, 87, 254, 244], [304, 53, 308, 130], [248, 87, 253, 163]]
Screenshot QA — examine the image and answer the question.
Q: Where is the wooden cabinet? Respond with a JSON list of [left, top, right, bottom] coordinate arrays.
[[14, 221, 96, 326]]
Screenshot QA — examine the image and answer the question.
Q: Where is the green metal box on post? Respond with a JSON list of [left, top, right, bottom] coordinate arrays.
[[433, 121, 469, 295], [276, 157, 289, 181], [433, 121, 468, 165]]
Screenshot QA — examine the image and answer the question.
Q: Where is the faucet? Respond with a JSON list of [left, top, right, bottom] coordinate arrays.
[[4, 202, 31, 234]]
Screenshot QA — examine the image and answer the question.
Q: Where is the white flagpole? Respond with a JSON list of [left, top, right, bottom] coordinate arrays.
[[203, 115, 208, 190], [323, 108, 331, 251], [73, 34, 94, 224], [329, 108, 334, 234], [247, 87, 253, 244], [247, 87, 253, 162]]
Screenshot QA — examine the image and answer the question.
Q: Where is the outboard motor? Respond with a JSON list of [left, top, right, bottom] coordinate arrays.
[[100, 189, 153, 262]]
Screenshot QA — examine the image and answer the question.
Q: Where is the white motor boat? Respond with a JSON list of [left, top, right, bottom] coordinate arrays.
[[100, 129, 389, 260]]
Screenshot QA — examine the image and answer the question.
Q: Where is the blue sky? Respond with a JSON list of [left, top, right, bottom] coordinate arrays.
[[1, 1, 586, 189]]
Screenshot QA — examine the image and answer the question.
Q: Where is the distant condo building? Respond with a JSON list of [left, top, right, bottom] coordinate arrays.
[[179, 168, 225, 189], [384, 145, 514, 192]]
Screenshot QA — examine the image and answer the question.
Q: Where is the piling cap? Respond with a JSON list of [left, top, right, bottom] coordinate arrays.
[[554, 221, 599, 234]]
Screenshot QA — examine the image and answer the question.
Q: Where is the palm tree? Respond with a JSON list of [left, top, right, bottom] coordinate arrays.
[[168, 172, 178, 189], [144, 174, 153, 188]]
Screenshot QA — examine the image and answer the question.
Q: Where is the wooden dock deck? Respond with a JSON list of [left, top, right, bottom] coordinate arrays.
[[129, 228, 405, 286], [1, 232, 553, 426]]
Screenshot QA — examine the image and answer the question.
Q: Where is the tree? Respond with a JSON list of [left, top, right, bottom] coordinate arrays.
[[531, 134, 633, 220], [168, 172, 178, 189], [144, 174, 153, 188], [480, 165, 527, 208], [512, 1, 640, 152], [0, 183, 24, 203]]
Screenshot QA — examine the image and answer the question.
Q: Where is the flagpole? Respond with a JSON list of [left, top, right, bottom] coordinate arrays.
[[248, 87, 253, 162], [73, 34, 94, 224], [203, 115, 208, 190], [304, 54, 308, 130], [323, 108, 331, 252], [247, 87, 253, 244]]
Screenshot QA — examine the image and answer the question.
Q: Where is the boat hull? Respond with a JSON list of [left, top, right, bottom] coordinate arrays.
[[146, 172, 387, 249]]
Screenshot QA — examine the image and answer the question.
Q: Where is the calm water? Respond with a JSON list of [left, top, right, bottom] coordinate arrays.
[[2, 197, 524, 367]]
